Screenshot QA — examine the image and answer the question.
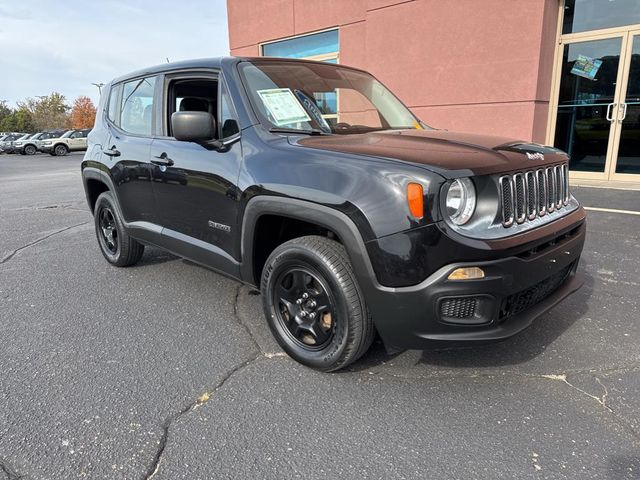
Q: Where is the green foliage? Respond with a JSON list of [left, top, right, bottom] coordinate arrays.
[[0, 108, 35, 133], [0, 100, 12, 125]]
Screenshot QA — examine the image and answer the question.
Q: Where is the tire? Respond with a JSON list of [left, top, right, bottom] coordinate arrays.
[[261, 235, 375, 372], [49, 152, 56, 156], [24, 145, 36, 155], [93, 191, 144, 267], [54, 144, 68, 156]]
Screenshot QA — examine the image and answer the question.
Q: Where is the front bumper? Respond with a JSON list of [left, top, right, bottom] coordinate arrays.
[[361, 212, 586, 352]]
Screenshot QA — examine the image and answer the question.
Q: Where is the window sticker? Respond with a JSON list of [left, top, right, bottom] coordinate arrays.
[[257, 88, 311, 126], [571, 54, 602, 81]]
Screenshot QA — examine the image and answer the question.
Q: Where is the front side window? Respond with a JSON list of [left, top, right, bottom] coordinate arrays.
[[121, 76, 157, 135], [239, 60, 422, 134]]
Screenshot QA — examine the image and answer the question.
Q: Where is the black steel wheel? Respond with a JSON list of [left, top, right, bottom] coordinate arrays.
[[93, 191, 144, 267], [24, 145, 37, 155], [98, 207, 118, 254], [273, 266, 336, 349], [261, 236, 375, 371]]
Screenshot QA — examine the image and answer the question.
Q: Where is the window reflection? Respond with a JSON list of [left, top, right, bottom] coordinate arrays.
[[563, 0, 640, 34]]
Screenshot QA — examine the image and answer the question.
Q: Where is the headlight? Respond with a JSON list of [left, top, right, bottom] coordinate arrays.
[[445, 178, 476, 225]]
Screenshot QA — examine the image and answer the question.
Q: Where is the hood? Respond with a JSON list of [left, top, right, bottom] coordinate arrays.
[[295, 129, 568, 178]]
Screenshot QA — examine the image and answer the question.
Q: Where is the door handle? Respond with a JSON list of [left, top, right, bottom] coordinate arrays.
[[103, 146, 120, 157], [151, 152, 174, 166], [618, 103, 628, 123], [605, 103, 617, 122]]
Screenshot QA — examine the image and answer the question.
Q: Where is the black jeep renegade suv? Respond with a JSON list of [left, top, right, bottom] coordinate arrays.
[[82, 57, 586, 371]]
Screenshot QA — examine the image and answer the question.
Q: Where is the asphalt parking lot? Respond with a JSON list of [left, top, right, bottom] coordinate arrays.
[[1, 152, 639, 479]]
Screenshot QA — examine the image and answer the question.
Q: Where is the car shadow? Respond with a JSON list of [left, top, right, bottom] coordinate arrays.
[[351, 262, 595, 372], [136, 247, 179, 266]]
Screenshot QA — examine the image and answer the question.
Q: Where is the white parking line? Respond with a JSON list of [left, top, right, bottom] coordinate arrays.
[[585, 206, 640, 216]]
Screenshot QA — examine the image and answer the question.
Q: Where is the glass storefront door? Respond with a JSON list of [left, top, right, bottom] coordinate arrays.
[[553, 37, 623, 174], [613, 31, 640, 175], [552, 29, 640, 181], [551, 0, 640, 182]]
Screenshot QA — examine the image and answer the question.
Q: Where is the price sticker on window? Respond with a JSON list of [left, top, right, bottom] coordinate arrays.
[[257, 88, 311, 126]]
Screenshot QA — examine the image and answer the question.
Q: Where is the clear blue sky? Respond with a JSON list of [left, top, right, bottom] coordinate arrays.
[[0, 0, 230, 107]]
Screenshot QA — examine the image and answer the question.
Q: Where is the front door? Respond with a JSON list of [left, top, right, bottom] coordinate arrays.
[[551, 29, 640, 182], [149, 75, 243, 276]]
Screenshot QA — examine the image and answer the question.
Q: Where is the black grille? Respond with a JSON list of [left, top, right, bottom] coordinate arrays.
[[513, 173, 526, 223], [440, 297, 477, 319], [499, 264, 572, 321], [499, 176, 514, 226], [537, 169, 547, 216], [499, 163, 569, 227]]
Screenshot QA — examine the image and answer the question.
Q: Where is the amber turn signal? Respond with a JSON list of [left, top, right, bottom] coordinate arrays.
[[448, 267, 485, 281], [407, 183, 424, 219]]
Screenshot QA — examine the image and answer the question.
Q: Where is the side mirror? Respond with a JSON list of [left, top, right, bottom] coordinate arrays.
[[171, 111, 217, 142]]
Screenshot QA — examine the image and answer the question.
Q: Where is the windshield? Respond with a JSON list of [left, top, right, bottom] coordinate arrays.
[[61, 130, 74, 138], [239, 60, 424, 134]]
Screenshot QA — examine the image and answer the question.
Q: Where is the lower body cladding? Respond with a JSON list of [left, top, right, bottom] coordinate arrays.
[[360, 216, 586, 353]]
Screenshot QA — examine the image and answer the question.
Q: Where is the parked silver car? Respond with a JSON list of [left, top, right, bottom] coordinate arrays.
[[0, 133, 27, 154], [14, 131, 67, 155]]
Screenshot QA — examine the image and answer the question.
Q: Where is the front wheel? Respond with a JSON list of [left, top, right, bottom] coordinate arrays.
[[24, 145, 37, 155], [94, 191, 144, 267], [261, 236, 375, 372]]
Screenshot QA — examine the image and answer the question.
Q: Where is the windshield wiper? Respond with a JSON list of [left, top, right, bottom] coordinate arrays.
[[269, 127, 328, 136]]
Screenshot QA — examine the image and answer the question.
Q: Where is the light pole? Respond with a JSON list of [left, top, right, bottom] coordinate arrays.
[[91, 83, 105, 95]]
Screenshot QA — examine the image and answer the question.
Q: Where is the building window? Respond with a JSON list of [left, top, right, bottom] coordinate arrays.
[[262, 29, 339, 124], [563, 0, 640, 34], [262, 29, 338, 61]]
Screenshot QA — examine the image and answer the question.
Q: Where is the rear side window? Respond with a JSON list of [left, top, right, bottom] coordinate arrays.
[[120, 76, 157, 135]]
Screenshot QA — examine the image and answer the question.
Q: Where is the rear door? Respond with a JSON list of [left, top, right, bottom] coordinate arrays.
[[106, 76, 159, 231], [149, 72, 243, 273]]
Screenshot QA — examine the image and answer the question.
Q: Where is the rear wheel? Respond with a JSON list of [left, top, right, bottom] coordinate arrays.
[[94, 191, 144, 267], [261, 236, 374, 372], [24, 145, 37, 155], [54, 144, 68, 156]]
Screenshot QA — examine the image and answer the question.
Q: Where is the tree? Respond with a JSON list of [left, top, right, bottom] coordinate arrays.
[[0, 100, 12, 127], [18, 92, 70, 131], [70, 96, 97, 129], [0, 108, 35, 133]]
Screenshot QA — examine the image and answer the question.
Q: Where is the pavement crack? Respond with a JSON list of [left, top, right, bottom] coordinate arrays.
[[0, 221, 90, 265], [541, 374, 612, 412], [143, 286, 264, 480], [142, 354, 261, 480], [0, 459, 23, 480], [542, 373, 640, 442], [232, 284, 262, 355]]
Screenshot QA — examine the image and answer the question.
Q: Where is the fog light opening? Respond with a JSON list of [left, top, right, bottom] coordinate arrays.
[[448, 267, 485, 281]]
